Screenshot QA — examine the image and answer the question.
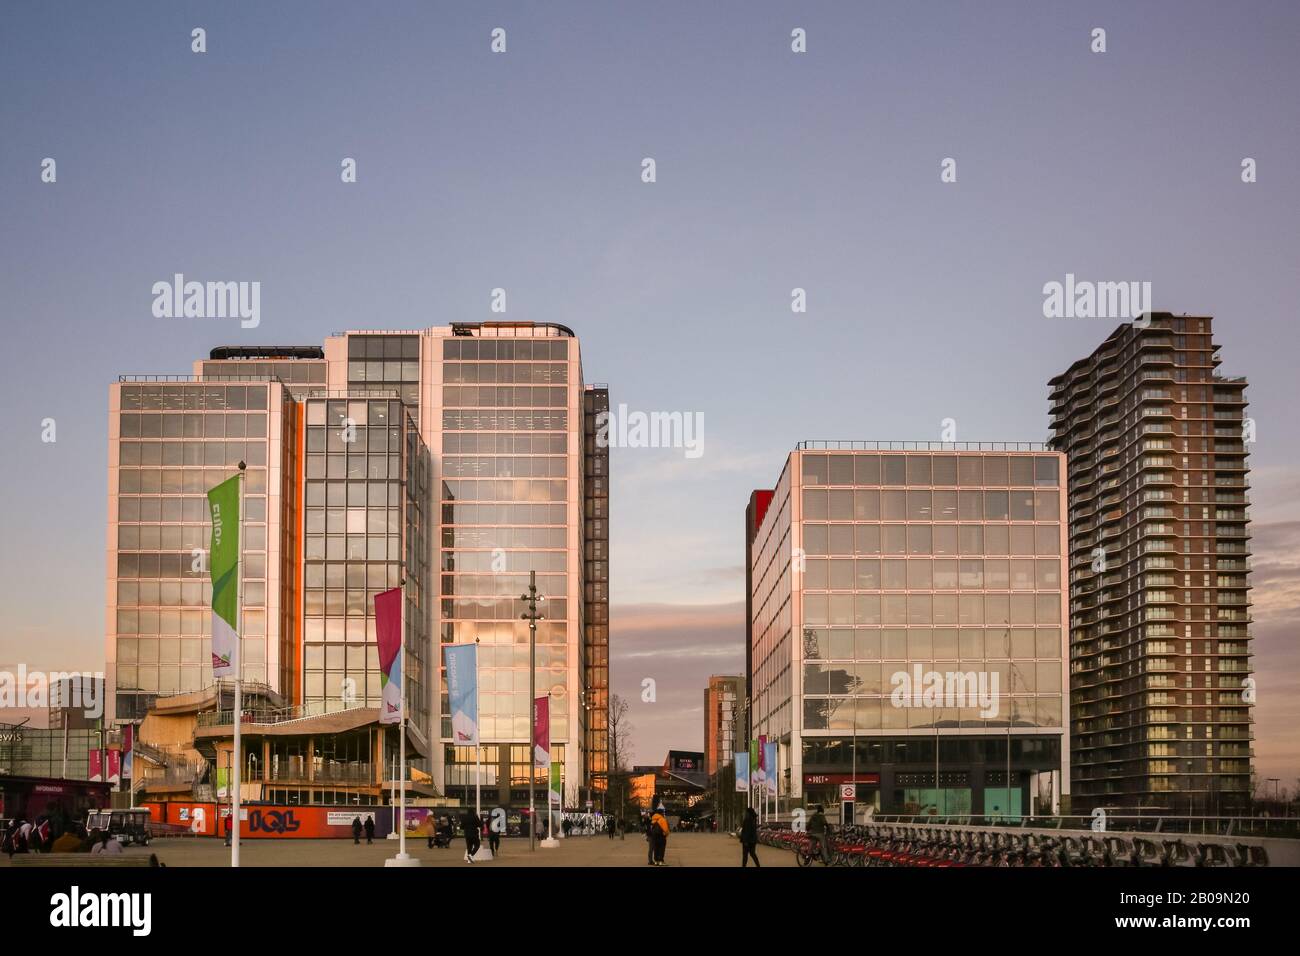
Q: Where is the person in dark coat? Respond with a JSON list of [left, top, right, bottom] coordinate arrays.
[[351, 815, 362, 845], [363, 815, 375, 844], [740, 807, 761, 867], [461, 808, 481, 863]]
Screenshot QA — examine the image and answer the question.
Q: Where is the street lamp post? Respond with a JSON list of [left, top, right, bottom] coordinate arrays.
[[519, 570, 544, 852]]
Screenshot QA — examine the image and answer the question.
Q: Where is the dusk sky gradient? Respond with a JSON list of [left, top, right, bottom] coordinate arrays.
[[2, 2, 1297, 779]]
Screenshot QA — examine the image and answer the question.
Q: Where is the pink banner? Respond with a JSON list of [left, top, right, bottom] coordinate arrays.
[[374, 587, 403, 725], [533, 696, 550, 768], [758, 734, 768, 770], [107, 749, 121, 784], [88, 748, 103, 782]]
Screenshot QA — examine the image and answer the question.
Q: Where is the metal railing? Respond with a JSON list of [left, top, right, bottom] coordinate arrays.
[[865, 813, 1300, 838], [797, 440, 1049, 452], [196, 699, 371, 729]]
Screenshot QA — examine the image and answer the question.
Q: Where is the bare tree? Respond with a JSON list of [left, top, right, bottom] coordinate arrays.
[[608, 693, 635, 821], [608, 693, 633, 773]]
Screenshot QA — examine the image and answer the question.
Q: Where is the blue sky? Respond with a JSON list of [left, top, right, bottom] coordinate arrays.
[[2, 1, 1297, 774]]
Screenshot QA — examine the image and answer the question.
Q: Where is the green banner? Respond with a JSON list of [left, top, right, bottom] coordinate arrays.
[[208, 475, 240, 676], [549, 762, 562, 807]]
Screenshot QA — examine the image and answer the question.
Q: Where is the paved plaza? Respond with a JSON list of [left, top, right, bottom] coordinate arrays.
[[0, 831, 797, 868]]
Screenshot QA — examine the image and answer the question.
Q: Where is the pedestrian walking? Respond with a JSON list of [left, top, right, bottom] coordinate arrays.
[[740, 807, 761, 867], [461, 807, 481, 863], [650, 805, 669, 865], [487, 812, 501, 855], [351, 815, 362, 845], [363, 814, 375, 845]]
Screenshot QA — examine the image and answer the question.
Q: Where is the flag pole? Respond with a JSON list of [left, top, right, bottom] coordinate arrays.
[[398, 579, 407, 859], [384, 579, 419, 866], [232, 460, 245, 868]]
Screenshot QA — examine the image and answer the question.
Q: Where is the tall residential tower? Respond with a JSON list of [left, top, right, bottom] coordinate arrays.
[[1049, 314, 1253, 812]]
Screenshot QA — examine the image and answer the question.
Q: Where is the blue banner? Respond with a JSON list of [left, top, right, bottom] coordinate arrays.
[[764, 740, 777, 793], [444, 643, 479, 746], [734, 752, 749, 792]]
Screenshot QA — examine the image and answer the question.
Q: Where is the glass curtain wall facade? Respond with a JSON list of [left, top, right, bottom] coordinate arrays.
[[108, 326, 605, 799], [435, 329, 578, 803], [108, 377, 289, 721], [299, 394, 432, 751], [1049, 314, 1253, 812], [747, 446, 1070, 819]]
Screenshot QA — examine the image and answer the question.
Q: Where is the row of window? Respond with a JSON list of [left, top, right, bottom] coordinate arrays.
[[118, 551, 268, 580], [438, 572, 567, 596], [802, 454, 1059, 488], [443, 386, 568, 408], [440, 479, 568, 502], [120, 384, 269, 411], [441, 502, 567, 525], [442, 339, 569, 361], [443, 411, 568, 431], [443, 456, 569, 478], [346, 360, 420, 383], [441, 527, 568, 549], [117, 663, 268, 691], [444, 362, 568, 384], [117, 636, 262, 664], [116, 609, 265, 635], [118, 442, 268, 477], [802, 697, 1063, 731], [804, 592, 1063, 627], [805, 661, 1063, 695], [803, 523, 1061, 556], [118, 525, 265, 552], [117, 581, 267, 608], [804, 489, 1060, 522], [116, 467, 269, 496], [806, 626, 1062, 662], [440, 550, 568, 573], [118, 495, 268, 525], [444, 433, 568, 455], [441, 597, 569, 623], [805, 557, 1062, 591], [119, 413, 268, 440]]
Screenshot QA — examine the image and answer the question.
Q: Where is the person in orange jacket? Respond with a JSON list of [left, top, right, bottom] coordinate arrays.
[[650, 806, 669, 865]]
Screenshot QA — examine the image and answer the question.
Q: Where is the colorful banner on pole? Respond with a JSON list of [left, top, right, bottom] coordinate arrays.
[[533, 696, 550, 768], [207, 475, 240, 677], [374, 587, 403, 725], [122, 724, 134, 780], [764, 740, 778, 794], [444, 643, 480, 746], [734, 752, 749, 792], [107, 749, 121, 785], [750, 739, 764, 789], [549, 763, 562, 807]]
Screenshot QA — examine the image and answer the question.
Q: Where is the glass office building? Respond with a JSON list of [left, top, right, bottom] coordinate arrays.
[[106, 325, 607, 800], [746, 445, 1070, 819], [1049, 314, 1253, 812]]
